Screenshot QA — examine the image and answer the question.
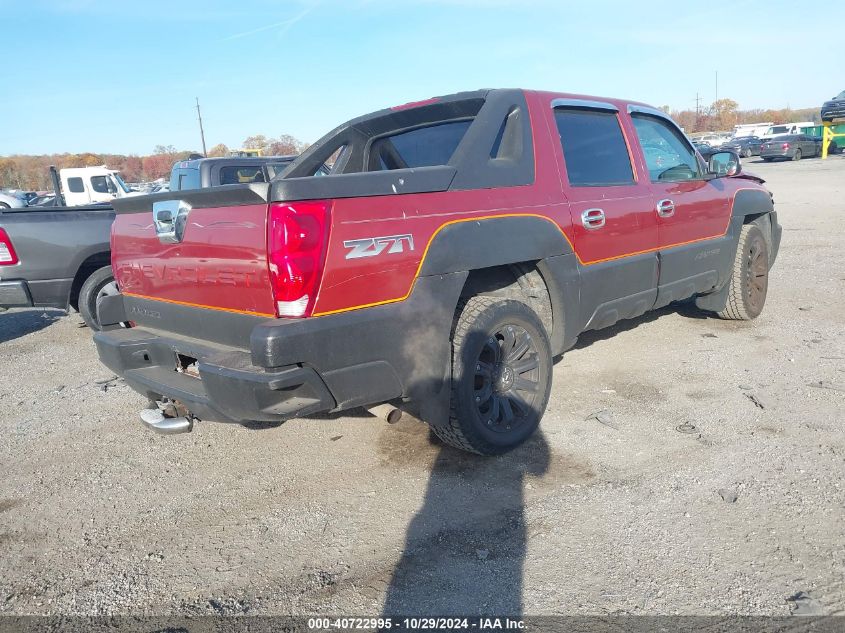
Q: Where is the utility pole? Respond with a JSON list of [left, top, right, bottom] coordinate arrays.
[[695, 92, 703, 131], [195, 97, 208, 157]]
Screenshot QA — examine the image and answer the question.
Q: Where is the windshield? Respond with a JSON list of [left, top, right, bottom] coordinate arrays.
[[113, 172, 130, 193], [836, 90, 845, 100]]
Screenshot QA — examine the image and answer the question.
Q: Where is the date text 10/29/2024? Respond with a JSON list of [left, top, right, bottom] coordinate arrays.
[[307, 617, 526, 630]]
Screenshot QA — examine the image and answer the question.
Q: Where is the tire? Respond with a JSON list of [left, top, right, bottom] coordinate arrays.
[[792, 149, 802, 161], [433, 296, 553, 456], [717, 223, 769, 321], [78, 265, 116, 331], [0, 203, 9, 209], [743, 148, 753, 158]]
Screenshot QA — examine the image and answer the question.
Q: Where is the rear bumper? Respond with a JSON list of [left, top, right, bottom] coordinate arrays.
[[0, 278, 72, 309], [93, 272, 466, 425], [93, 327, 336, 423], [0, 280, 33, 307]]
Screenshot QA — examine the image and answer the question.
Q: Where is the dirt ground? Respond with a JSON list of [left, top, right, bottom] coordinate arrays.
[[1, 155, 843, 619]]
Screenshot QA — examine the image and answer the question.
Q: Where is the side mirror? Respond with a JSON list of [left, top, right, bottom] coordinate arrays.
[[708, 150, 742, 177]]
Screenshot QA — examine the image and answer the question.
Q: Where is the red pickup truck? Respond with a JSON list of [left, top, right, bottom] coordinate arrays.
[[94, 89, 781, 455]]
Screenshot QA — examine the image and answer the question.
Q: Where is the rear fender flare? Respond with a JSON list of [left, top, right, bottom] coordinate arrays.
[[418, 215, 573, 276]]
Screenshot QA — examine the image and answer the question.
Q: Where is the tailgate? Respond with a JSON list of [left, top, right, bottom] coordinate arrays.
[[111, 184, 276, 321]]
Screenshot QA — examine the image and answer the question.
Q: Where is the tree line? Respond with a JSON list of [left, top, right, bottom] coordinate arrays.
[[662, 99, 822, 134], [0, 105, 824, 191], [0, 134, 307, 192]]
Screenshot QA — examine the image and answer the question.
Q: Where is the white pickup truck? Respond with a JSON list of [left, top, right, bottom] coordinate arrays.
[[59, 166, 141, 206]]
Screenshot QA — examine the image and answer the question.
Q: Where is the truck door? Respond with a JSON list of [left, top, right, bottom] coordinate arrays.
[[551, 101, 659, 331], [626, 107, 731, 306], [62, 175, 90, 206], [88, 174, 116, 203]]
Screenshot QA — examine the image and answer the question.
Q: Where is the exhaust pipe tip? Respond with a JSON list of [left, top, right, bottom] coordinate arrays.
[[367, 403, 403, 424], [140, 407, 194, 434]]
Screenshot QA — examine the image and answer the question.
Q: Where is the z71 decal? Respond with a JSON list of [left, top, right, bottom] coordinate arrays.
[[343, 234, 415, 259]]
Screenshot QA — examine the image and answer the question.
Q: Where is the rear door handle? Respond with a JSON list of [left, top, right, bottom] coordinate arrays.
[[656, 199, 675, 217], [581, 208, 605, 230]]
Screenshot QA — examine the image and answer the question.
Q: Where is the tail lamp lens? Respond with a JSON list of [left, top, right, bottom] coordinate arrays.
[[267, 201, 330, 317], [0, 229, 19, 265], [782, 143, 790, 149]]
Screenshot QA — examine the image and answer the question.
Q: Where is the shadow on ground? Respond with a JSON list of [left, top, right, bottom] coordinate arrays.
[[377, 427, 593, 618], [0, 309, 64, 344], [572, 302, 712, 352]]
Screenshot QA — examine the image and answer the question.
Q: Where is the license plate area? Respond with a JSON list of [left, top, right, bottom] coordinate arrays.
[[175, 353, 201, 380]]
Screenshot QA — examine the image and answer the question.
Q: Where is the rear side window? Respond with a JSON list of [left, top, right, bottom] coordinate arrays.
[[67, 177, 85, 193], [554, 109, 634, 186], [369, 120, 472, 170], [219, 165, 265, 185]]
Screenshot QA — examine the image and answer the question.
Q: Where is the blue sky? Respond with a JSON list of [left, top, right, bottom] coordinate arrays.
[[2, 0, 842, 155]]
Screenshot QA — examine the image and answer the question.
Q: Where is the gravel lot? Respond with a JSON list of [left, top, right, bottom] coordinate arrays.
[[1, 155, 843, 618]]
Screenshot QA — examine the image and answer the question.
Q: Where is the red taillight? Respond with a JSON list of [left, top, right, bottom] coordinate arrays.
[[0, 228, 19, 265], [782, 143, 790, 149], [267, 200, 331, 318]]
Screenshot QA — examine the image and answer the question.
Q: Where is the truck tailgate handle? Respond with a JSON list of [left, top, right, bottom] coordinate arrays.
[[581, 208, 606, 230], [656, 199, 675, 217]]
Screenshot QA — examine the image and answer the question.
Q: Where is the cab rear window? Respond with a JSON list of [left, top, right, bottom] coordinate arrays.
[[368, 120, 472, 171]]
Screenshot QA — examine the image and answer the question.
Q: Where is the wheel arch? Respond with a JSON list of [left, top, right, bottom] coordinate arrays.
[[69, 251, 112, 311], [418, 215, 578, 356]]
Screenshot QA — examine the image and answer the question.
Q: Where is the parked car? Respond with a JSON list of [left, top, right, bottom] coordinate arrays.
[[821, 89, 845, 122], [696, 133, 732, 147], [693, 141, 720, 160], [760, 134, 821, 161], [0, 168, 115, 330], [0, 191, 26, 209], [721, 136, 762, 158], [94, 89, 781, 456]]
